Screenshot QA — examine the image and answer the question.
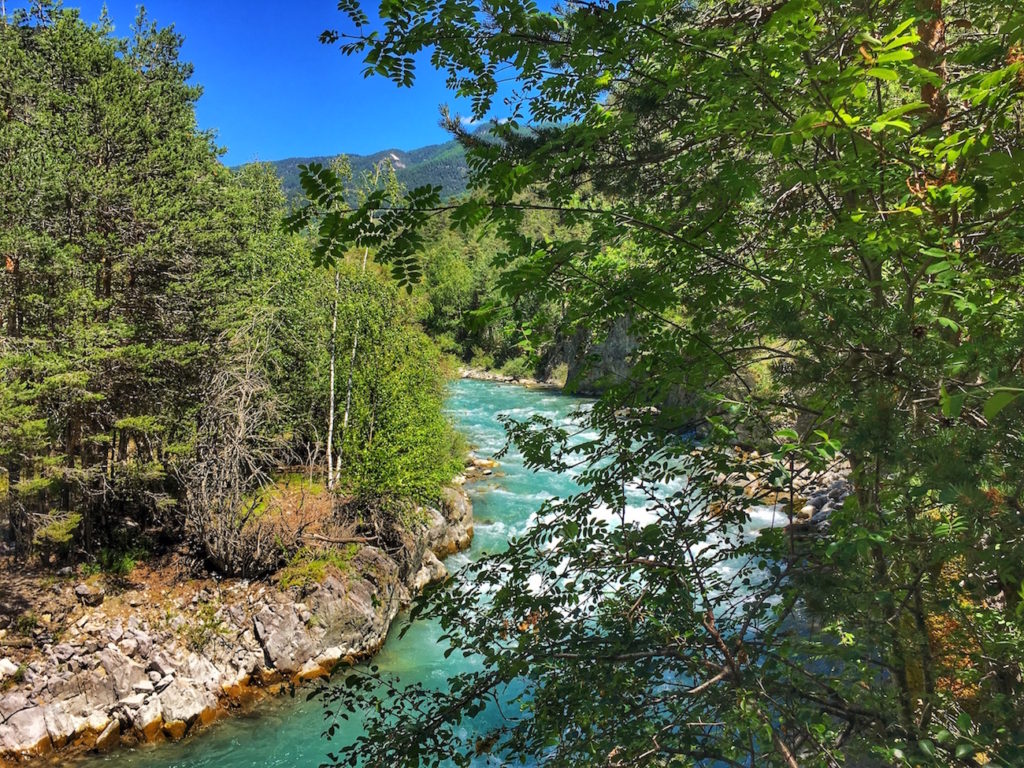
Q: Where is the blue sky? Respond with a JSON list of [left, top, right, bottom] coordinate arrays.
[[21, 1, 476, 164]]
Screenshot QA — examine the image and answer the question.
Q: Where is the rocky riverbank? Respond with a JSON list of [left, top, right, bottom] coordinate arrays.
[[711, 448, 852, 534], [458, 367, 562, 390], [0, 487, 473, 765]]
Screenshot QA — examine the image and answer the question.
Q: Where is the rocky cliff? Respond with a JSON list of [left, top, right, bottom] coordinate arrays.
[[0, 486, 473, 765]]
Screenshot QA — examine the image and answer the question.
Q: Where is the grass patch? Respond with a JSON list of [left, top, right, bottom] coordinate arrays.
[[180, 602, 227, 653], [14, 612, 38, 636], [278, 545, 358, 590], [242, 472, 328, 520]]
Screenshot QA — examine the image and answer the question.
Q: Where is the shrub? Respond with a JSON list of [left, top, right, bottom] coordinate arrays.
[[32, 512, 81, 563]]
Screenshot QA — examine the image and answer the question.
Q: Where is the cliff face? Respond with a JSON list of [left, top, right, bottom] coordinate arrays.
[[0, 487, 473, 765], [559, 317, 636, 396]]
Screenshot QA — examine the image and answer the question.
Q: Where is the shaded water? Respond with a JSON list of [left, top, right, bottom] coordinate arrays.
[[92, 379, 588, 768]]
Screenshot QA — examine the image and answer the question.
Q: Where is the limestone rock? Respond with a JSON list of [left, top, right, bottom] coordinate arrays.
[[0, 706, 51, 755], [411, 550, 447, 593], [98, 648, 147, 699], [94, 719, 119, 752], [252, 604, 320, 675], [74, 583, 105, 607], [157, 678, 215, 727]]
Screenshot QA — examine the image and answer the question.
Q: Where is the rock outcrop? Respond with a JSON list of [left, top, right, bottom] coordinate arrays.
[[0, 487, 473, 765]]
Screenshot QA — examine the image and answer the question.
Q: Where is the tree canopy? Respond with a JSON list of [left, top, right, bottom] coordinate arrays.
[[0, 4, 461, 577], [306, 0, 1024, 765]]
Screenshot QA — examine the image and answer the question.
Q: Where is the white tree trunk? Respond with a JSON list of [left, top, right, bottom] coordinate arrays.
[[336, 248, 369, 478], [325, 270, 340, 488]]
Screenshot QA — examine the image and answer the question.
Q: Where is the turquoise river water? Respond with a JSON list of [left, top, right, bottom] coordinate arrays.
[[91, 378, 590, 768]]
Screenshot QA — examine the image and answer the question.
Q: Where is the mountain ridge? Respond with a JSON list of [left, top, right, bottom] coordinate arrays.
[[254, 136, 471, 200]]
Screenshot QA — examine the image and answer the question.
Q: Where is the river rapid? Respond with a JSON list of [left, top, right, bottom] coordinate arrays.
[[90, 379, 588, 768]]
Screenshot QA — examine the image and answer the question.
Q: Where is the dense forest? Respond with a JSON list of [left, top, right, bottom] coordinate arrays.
[[0, 5, 461, 579]]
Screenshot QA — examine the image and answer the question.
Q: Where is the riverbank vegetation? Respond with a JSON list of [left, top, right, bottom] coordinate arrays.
[[0, 5, 461, 582], [302, 0, 1024, 765]]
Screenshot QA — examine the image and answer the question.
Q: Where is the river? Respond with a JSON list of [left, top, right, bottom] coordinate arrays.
[[91, 378, 588, 768]]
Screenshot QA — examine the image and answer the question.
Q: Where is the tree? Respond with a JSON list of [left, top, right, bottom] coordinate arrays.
[[305, 0, 1024, 765], [0, 5, 236, 554]]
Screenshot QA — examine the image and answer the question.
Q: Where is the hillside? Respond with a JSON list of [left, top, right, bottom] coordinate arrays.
[[263, 138, 470, 200]]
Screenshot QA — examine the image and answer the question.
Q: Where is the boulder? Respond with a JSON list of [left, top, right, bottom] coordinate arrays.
[[98, 648, 147, 699], [74, 583, 105, 607], [411, 550, 447, 593], [157, 678, 215, 727], [94, 719, 119, 752], [42, 700, 84, 749], [252, 604, 320, 674], [0, 706, 51, 755], [131, 697, 163, 742]]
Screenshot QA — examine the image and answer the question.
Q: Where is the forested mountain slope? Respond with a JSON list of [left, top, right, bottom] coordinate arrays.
[[259, 138, 469, 201]]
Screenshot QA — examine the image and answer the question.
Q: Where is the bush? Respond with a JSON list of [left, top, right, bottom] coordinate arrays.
[[498, 355, 537, 380], [32, 512, 81, 563]]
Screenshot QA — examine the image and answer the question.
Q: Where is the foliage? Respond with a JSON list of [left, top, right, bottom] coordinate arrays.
[[0, 3, 232, 553], [309, 0, 1024, 766], [180, 601, 227, 653], [332, 264, 464, 503], [277, 544, 358, 590], [31, 512, 81, 562]]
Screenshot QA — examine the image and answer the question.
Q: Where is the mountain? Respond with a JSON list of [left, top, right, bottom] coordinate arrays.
[[262, 138, 470, 201]]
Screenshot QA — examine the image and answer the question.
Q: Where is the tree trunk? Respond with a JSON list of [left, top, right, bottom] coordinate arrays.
[[326, 270, 340, 488], [336, 248, 369, 478]]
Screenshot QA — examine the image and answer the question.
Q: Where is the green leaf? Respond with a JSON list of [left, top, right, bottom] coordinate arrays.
[[984, 389, 1024, 421], [918, 739, 936, 759], [866, 67, 899, 81]]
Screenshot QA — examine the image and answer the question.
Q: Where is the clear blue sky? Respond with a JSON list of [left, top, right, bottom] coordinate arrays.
[[19, 1, 478, 164]]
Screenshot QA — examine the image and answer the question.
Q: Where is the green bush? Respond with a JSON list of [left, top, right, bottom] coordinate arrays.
[[32, 512, 81, 563], [498, 355, 537, 380]]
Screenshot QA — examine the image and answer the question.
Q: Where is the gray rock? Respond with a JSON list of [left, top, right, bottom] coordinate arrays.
[[157, 678, 215, 725], [94, 719, 120, 752], [43, 700, 84, 748], [118, 692, 147, 710], [134, 631, 153, 659], [0, 706, 50, 754], [253, 604, 320, 674], [118, 637, 138, 658], [51, 644, 76, 664], [147, 652, 176, 678], [411, 550, 447, 593], [74, 582, 105, 606], [98, 648, 147, 699]]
